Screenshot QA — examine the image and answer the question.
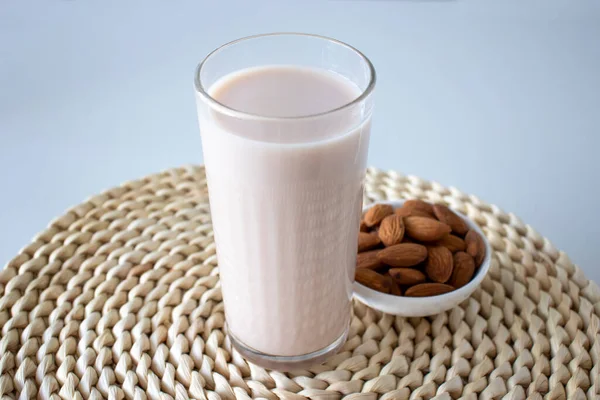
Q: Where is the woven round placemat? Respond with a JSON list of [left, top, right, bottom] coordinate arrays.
[[1, 166, 599, 400]]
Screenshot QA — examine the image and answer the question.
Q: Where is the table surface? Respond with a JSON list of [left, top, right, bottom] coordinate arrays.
[[1, 0, 599, 283]]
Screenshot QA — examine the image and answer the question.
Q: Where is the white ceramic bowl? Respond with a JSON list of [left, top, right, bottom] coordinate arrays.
[[353, 199, 492, 316]]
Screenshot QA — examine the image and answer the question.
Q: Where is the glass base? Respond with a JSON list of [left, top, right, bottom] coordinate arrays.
[[229, 327, 349, 371]]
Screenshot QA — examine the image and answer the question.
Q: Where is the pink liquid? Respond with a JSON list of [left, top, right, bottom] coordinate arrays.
[[197, 65, 371, 357]]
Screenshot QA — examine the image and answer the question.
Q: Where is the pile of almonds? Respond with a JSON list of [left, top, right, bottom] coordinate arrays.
[[355, 199, 486, 297]]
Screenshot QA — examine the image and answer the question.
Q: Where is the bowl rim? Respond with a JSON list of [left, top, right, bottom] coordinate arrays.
[[354, 199, 492, 305]]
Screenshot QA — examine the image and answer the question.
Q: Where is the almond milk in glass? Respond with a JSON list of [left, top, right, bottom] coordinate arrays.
[[194, 33, 375, 370]]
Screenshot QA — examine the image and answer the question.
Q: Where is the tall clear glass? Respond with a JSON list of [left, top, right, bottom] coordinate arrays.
[[194, 33, 375, 370]]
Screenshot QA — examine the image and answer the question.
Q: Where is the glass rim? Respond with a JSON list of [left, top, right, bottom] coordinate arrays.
[[194, 32, 376, 121]]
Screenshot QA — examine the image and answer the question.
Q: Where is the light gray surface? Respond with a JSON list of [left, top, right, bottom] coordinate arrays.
[[1, 1, 599, 283]]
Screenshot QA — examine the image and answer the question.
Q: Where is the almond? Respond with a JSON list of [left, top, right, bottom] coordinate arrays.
[[465, 229, 486, 267], [364, 204, 394, 227], [404, 216, 451, 242], [433, 204, 469, 236], [405, 283, 454, 297], [355, 268, 392, 293], [395, 207, 435, 219], [385, 273, 403, 296], [403, 199, 435, 218], [377, 243, 427, 267], [360, 220, 369, 232], [425, 246, 453, 283], [378, 215, 405, 246], [358, 232, 381, 252], [356, 250, 383, 270], [449, 252, 475, 288], [388, 268, 427, 285], [435, 234, 466, 253]]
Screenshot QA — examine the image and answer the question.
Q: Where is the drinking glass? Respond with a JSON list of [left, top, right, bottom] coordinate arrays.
[[194, 33, 375, 370]]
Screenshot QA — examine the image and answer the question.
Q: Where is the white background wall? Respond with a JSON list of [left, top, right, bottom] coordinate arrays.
[[1, 0, 599, 283]]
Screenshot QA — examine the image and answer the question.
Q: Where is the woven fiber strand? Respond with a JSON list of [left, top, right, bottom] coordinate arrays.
[[1, 166, 599, 400]]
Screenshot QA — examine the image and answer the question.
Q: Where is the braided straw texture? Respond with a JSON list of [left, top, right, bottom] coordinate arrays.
[[1, 166, 599, 400]]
